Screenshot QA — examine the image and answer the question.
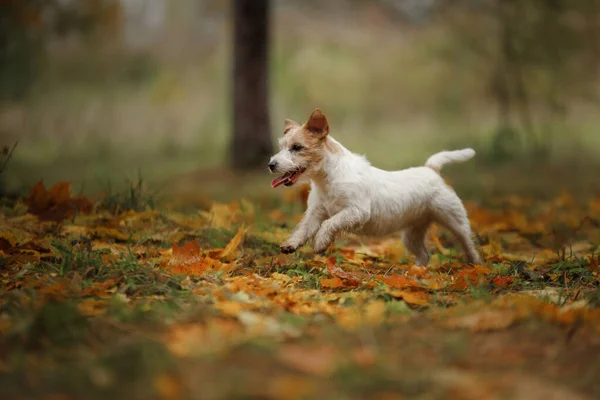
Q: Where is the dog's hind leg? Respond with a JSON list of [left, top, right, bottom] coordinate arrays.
[[431, 191, 482, 264], [402, 222, 431, 266]]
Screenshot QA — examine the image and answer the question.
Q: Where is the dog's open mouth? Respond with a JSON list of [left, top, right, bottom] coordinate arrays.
[[271, 168, 306, 188]]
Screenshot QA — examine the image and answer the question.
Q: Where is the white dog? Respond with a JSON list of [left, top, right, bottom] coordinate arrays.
[[268, 109, 482, 266]]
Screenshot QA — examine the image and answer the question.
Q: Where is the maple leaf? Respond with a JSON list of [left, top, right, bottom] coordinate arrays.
[[165, 241, 227, 276], [25, 181, 92, 222]]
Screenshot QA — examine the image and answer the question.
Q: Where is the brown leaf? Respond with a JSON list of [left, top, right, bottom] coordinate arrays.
[[278, 344, 338, 377], [25, 181, 92, 222], [325, 256, 364, 284], [444, 309, 518, 332], [47, 181, 71, 205]]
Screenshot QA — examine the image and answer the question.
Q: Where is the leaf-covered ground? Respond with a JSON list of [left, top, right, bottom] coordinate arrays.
[[1, 182, 600, 400]]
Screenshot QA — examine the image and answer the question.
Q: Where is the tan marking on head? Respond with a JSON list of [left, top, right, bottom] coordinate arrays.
[[276, 109, 332, 172]]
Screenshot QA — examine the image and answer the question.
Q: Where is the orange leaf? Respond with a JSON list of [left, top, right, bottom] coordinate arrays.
[[382, 274, 420, 289], [170, 241, 201, 265], [492, 276, 514, 288], [407, 265, 427, 278], [386, 290, 430, 306], [320, 276, 353, 289]]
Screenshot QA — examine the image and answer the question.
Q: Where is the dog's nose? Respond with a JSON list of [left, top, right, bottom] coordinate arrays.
[[268, 161, 277, 172]]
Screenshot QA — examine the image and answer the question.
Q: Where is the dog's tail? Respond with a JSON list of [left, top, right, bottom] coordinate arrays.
[[425, 148, 475, 173]]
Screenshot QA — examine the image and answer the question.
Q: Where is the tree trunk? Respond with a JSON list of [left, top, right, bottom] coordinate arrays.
[[230, 0, 272, 170]]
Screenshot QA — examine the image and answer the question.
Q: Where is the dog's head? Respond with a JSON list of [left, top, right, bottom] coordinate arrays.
[[268, 109, 329, 188]]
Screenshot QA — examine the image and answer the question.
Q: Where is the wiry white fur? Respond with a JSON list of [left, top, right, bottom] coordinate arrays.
[[278, 137, 482, 266], [425, 148, 476, 171]]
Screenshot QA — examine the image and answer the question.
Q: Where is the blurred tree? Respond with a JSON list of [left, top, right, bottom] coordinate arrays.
[[231, 0, 273, 170], [445, 0, 600, 160], [0, 1, 45, 101], [0, 0, 123, 101]]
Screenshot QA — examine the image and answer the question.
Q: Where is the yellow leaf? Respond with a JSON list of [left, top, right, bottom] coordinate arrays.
[[385, 289, 430, 306], [203, 202, 241, 228], [215, 300, 244, 317], [336, 307, 362, 331], [364, 300, 386, 325], [220, 225, 246, 262], [271, 272, 294, 286]]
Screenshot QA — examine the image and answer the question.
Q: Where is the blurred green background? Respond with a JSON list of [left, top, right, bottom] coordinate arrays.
[[1, 0, 599, 201]]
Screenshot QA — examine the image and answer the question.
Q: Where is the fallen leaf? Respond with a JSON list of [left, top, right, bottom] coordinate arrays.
[[154, 373, 182, 400], [25, 181, 92, 222], [325, 256, 364, 284], [385, 290, 430, 306], [382, 274, 420, 290], [351, 347, 377, 368], [320, 276, 354, 289], [444, 309, 518, 332], [364, 300, 386, 325], [278, 344, 338, 377], [220, 225, 246, 261], [77, 298, 109, 317]]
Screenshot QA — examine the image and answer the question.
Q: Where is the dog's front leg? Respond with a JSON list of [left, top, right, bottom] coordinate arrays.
[[280, 206, 327, 254], [313, 208, 368, 254]]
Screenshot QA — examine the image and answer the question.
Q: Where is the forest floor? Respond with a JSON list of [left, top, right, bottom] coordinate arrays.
[[1, 179, 599, 400]]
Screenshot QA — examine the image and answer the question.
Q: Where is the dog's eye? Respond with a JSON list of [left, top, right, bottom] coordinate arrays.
[[291, 144, 303, 152]]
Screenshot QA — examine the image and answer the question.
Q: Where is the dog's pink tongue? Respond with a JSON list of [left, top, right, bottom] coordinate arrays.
[[271, 175, 288, 188]]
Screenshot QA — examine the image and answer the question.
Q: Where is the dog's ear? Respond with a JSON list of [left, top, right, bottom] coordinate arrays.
[[284, 119, 299, 134], [305, 109, 329, 136]]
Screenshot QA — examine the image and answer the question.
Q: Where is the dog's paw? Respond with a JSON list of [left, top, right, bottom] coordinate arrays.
[[280, 244, 297, 254], [313, 244, 330, 255]]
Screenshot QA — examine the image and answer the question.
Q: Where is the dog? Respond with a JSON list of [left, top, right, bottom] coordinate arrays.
[[268, 109, 482, 266]]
